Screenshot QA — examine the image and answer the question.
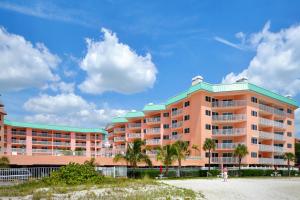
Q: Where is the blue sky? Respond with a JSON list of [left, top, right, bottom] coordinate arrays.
[[0, 0, 299, 136]]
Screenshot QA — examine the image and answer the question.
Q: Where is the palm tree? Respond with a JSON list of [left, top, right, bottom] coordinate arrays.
[[173, 141, 189, 177], [234, 144, 248, 176], [283, 152, 295, 177], [202, 138, 216, 172], [0, 156, 9, 168], [192, 144, 199, 156], [113, 139, 152, 170], [156, 144, 176, 175]]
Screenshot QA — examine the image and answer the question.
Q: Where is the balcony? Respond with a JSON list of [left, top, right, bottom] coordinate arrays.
[[274, 134, 284, 141], [274, 158, 285, 165], [212, 114, 246, 122], [75, 143, 86, 147], [211, 157, 239, 164], [75, 135, 86, 140], [145, 128, 161, 135], [259, 118, 286, 129], [259, 144, 273, 152], [53, 142, 71, 146], [11, 139, 26, 144], [114, 127, 126, 133], [171, 121, 183, 129], [32, 140, 52, 145], [274, 146, 284, 153], [212, 100, 246, 108], [114, 137, 126, 142], [11, 131, 26, 136], [53, 134, 70, 139], [258, 131, 273, 139], [32, 133, 52, 138], [259, 158, 273, 164], [32, 149, 52, 154], [212, 128, 245, 136], [171, 109, 183, 116], [146, 117, 161, 124], [128, 123, 142, 129], [11, 148, 26, 154], [170, 134, 181, 140], [146, 139, 161, 145], [127, 133, 141, 138], [215, 143, 242, 149], [259, 104, 285, 116]]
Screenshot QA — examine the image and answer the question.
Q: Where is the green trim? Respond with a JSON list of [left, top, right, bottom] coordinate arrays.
[[4, 119, 107, 134], [124, 111, 145, 118], [143, 104, 166, 111], [111, 117, 128, 123]]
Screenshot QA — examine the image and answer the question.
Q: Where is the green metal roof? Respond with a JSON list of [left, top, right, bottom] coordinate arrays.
[[143, 104, 166, 111], [166, 81, 298, 107], [111, 117, 128, 123], [4, 119, 107, 134], [124, 111, 145, 118]]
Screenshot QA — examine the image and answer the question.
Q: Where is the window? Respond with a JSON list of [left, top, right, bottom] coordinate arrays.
[[251, 124, 257, 130], [287, 132, 292, 137], [184, 115, 190, 121], [251, 110, 257, 117], [287, 120, 292, 125], [205, 124, 211, 130], [251, 97, 258, 103], [205, 110, 211, 116], [143, 119, 146, 123], [205, 96, 211, 102], [251, 137, 258, 144], [184, 128, 190, 134], [287, 143, 292, 148], [163, 112, 169, 117], [184, 101, 190, 107], [163, 135, 169, 140], [251, 152, 258, 158], [143, 129, 146, 133], [287, 109, 292, 114], [163, 124, 169, 129], [172, 131, 178, 136]]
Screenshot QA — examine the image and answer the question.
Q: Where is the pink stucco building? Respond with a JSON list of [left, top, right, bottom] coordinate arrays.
[[0, 76, 298, 167]]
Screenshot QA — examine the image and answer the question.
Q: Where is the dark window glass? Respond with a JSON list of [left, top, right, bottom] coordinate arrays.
[[205, 124, 211, 130], [251, 137, 258, 144], [251, 97, 258, 103], [251, 124, 257, 130], [163, 112, 169, 117], [205, 96, 211, 102], [184, 115, 190, 121], [287, 132, 292, 137], [184, 128, 190, 134], [287, 109, 292, 114], [163, 124, 169, 129], [287, 120, 292, 125], [184, 101, 190, 107], [251, 110, 257, 117], [251, 152, 257, 158], [287, 143, 292, 148], [205, 110, 211, 116]]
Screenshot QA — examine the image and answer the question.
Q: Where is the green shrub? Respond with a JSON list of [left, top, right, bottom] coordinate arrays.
[[44, 162, 103, 185], [199, 169, 220, 177]]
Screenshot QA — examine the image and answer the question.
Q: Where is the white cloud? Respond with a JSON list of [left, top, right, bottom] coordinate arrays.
[[23, 93, 127, 127], [44, 81, 75, 93], [222, 22, 300, 96], [214, 36, 244, 50], [79, 28, 157, 94], [0, 27, 60, 92]]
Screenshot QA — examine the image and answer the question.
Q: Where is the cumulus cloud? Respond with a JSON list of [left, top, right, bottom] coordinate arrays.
[[0, 27, 60, 92], [43, 81, 75, 93], [222, 22, 300, 96], [23, 93, 127, 127], [79, 28, 157, 94]]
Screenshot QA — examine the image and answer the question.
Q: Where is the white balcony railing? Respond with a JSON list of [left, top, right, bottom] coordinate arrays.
[[172, 121, 183, 128], [146, 117, 161, 123], [11, 139, 26, 144], [274, 159, 285, 165], [211, 157, 239, 164], [212, 128, 245, 136], [32, 133, 52, 138], [11, 131, 26, 136], [32, 149, 52, 154], [170, 134, 181, 140], [212, 100, 247, 108], [259, 158, 273, 164], [32, 140, 52, 145], [146, 139, 161, 145], [127, 133, 141, 138], [274, 146, 284, 153], [259, 118, 286, 129], [114, 127, 126, 132], [114, 137, 126, 142], [172, 109, 183, 116], [274, 134, 284, 141], [11, 148, 26, 154], [128, 123, 142, 128], [145, 128, 161, 134], [259, 104, 285, 116], [216, 143, 243, 149], [258, 131, 273, 139], [259, 144, 273, 152], [212, 114, 246, 121], [53, 142, 71, 146]]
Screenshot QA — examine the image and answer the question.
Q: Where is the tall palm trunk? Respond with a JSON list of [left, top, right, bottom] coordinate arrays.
[[238, 157, 242, 176], [165, 165, 169, 176], [288, 160, 290, 177], [208, 150, 211, 172], [177, 158, 181, 177]]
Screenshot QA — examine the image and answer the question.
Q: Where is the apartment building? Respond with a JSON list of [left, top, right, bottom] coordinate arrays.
[[107, 76, 298, 167]]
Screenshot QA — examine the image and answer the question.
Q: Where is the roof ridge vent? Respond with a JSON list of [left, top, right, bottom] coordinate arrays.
[[192, 75, 203, 86], [131, 109, 136, 112], [148, 102, 154, 105], [236, 77, 248, 83]]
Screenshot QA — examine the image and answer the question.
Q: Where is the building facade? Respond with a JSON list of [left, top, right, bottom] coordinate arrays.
[[107, 77, 298, 167], [0, 77, 298, 167]]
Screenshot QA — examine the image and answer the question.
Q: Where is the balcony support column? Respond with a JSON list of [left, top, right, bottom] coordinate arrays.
[[26, 128, 32, 156]]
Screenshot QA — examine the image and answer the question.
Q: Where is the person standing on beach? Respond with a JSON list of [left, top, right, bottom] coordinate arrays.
[[223, 167, 228, 182]]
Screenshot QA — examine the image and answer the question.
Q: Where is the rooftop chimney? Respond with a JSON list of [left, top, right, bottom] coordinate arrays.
[[192, 75, 203, 86], [236, 77, 248, 83]]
